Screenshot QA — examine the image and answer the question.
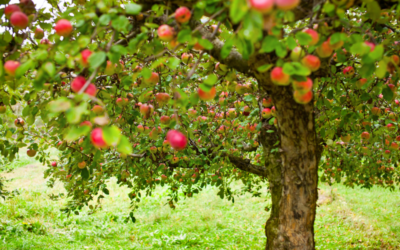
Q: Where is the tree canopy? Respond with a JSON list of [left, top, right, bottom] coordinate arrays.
[[1, 0, 399, 249]]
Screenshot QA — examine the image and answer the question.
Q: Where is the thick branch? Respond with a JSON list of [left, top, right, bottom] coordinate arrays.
[[227, 154, 268, 177], [189, 19, 251, 75]]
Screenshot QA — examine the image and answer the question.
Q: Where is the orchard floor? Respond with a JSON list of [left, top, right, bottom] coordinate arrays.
[[0, 155, 400, 250]]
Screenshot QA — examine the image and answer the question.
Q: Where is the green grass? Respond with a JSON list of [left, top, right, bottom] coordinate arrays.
[[0, 162, 399, 250]]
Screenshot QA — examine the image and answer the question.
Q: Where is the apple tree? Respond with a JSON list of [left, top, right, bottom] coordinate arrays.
[[1, 0, 400, 249]]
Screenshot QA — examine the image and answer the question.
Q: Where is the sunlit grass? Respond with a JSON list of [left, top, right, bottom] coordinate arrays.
[[0, 162, 399, 250]]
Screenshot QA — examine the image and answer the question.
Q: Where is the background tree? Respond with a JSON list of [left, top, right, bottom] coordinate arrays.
[[1, 0, 400, 249]]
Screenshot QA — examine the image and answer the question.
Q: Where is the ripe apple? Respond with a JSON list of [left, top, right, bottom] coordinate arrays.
[[343, 66, 354, 77], [90, 128, 107, 148], [4, 5, 21, 18], [262, 108, 272, 118], [92, 105, 104, 114], [167, 130, 187, 151], [143, 72, 159, 86], [302, 29, 319, 46], [81, 49, 92, 66], [14, 118, 25, 127], [249, 0, 274, 13], [270, 67, 290, 86], [371, 107, 380, 116], [243, 106, 251, 116], [387, 123, 396, 131], [365, 41, 375, 52], [316, 41, 333, 58], [78, 161, 86, 169], [54, 19, 73, 36], [175, 6, 191, 23], [51, 161, 57, 167], [116, 97, 129, 107], [149, 146, 157, 153], [181, 53, 193, 64], [262, 97, 273, 107], [293, 90, 313, 104], [160, 115, 171, 124], [140, 104, 154, 119], [80, 121, 92, 128], [198, 86, 216, 101], [40, 39, 51, 45], [292, 77, 313, 94], [27, 149, 37, 157], [361, 131, 370, 140], [155, 93, 170, 106], [34, 28, 44, 39], [301, 55, 320, 72], [10, 12, 29, 29], [275, 0, 300, 10], [158, 25, 174, 41], [4, 61, 20, 76]]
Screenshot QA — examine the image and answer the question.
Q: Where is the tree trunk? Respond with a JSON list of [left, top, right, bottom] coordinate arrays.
[[264, 87, 321, 250]]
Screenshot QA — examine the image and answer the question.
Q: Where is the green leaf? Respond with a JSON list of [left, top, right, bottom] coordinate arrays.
[[275, 43, 287, 58], [230, 0, 248, 24], [204, 74, 218, 86], [116, 135, 133, 154], [167, 57, 180, 69], [221, 39, 233, 59], [125, 3, 142, 15], [111, 45, 128, 55], [177, 29, 192, 43], [360, 93, 371, 101], [376, 60, 388, 79], [141, 67, 151, 79], [367, 1, 381, 21], [64, 126, 91, 142], [382, 87, 394, 102], [282, 62, 311, 76], [111, 16, 129, 32], [257, 64, 273, 73], [260, 36, 278, 53], [99, 14, 111, 26], [81, 168, 89, 180], [103, 125, 121, 146], [43, 62, 56, 77], [198, 38, 213, 50], [295, 32, 312, 46], [66, 102, 88, 124], [89, 51, 106, 69], [15, 60, 35, 78]]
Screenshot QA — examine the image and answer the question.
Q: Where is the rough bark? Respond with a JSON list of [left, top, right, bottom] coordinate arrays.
[[251, 54, 322, 250]]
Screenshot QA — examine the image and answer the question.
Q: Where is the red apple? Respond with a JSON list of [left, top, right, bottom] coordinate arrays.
[[249, 0, 274, 13], [361, 131, 370, 140], [158, 25, 174, 41], [54, 19, 73, 36], [155, 93, 170, 106], [343, 66, 354, 77], [140, 104, 154, 119], [175, 7, 191, 23], [116, 97, 129, 107], [356, 78, 367, 88], [316, 41, 333, 58], [4, 61, 20, 76], [81, 49, 92, 66], [365, 41, 375, 52], [160, 115, 171, 124], [270, 67, 290, 86], [181, 53, 193, 64], [78, 161, 86, 169], [301, 55, 320, 72], [10, 12, 29, 29], [292, 77, 313, 94], [198, 87, 216, 101], [4, 5, 21, 18], [293, 90, 313, 104], [166, 130, 187, 151], [328, 36, 344, 50], [262, 108, 272, 118], [51, 161, 57, 167], [262, 97, 273, 107], [80, 121, 92, 128], [143, 72, 159, 86], [90, 128, 107, 148], [34, 28, 44, 39], [14, 118, 24, 127], [275, 0, 300, 11], [302, 29, 319, 46]]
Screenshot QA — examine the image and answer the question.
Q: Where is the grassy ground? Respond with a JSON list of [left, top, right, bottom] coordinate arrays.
[[0, 154, 399, 250]]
